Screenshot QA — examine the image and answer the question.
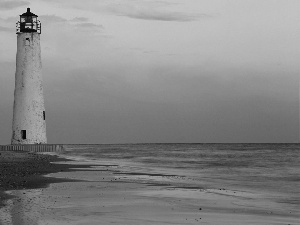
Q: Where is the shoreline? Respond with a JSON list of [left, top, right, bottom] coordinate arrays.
[[0, 150, 97, 208], [0, 150, 299, 224]]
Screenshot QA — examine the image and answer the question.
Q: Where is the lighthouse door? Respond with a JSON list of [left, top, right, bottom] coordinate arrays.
[[21, 130, 26, 139]]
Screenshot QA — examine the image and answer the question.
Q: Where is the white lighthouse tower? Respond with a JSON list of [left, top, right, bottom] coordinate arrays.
[[11, 8, 47, 144]]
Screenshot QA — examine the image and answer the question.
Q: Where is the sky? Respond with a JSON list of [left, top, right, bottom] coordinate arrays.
[[0, 0, 299, 144]]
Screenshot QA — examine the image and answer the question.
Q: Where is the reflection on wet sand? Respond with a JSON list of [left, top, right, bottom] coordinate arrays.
[[1, 189, 42, 225], [0, 169, 299, 225]]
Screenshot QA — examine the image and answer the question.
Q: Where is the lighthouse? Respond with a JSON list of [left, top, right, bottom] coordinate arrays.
[[11, 8, 47, 144]]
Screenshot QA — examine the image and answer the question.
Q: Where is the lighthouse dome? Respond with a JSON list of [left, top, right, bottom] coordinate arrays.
[[20, 8, 38, 17], [17, 8, 41, 34]]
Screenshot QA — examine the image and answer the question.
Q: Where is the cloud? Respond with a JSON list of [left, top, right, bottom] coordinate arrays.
[[34, 1, 207, 22], [106, 2, 211, 22], [70, 17, 89, 22], [39, 15, 103, 32], [0, 1, 29, 10], [124, 11, 207, 22], [75, 22, 103, 30], [39, 15, 68, 23], [0, 16, 17, 23], [0, 25, 13, 32]]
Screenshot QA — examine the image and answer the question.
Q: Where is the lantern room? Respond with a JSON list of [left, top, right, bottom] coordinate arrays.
[[16, 8, 41, 34]]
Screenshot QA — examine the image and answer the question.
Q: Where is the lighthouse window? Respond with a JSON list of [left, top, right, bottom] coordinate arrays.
[[25, 38, 30, 46], [43, 111, 45, 120], [21, 130, 26, 139]]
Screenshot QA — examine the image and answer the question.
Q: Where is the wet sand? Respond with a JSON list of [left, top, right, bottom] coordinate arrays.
[[0, 151, 95, 207], [0, 151, 299, 225]]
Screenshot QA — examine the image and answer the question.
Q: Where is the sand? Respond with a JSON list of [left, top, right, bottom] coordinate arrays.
[[0, 151, 299, 225]]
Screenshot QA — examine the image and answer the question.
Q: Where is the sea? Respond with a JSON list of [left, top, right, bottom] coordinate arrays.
[[57, 143, 300, 213]]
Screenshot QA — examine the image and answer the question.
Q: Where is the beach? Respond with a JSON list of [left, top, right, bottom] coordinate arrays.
[[0, 144, 299, 225], [0, 150, 92, 206]]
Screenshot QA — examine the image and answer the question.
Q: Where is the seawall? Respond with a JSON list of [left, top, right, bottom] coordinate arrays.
[[0, 144, 64, 152]]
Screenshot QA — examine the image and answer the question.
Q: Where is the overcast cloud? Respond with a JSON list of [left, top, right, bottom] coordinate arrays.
[[0, 0, 299, 144], [105, 2, 210, 22], [0, 0, 29, 10]]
